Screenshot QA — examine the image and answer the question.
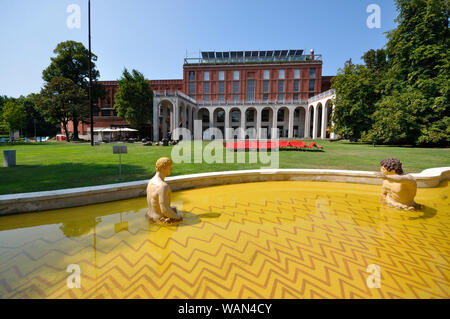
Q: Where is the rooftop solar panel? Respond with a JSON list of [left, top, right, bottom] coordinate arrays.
[[201, 52, 208, 59], [245, 51, 251, 57], [237, 51, 243, 57], [266, 51, 273, 56], [216, 52, 223, 58], [252, 51, 258, 57], [231, 51, 237, 58], [295, 50, 303, 56], [274, 50, 281, 56], [223, 52, 229, 58], [281, 50, 288, 56]]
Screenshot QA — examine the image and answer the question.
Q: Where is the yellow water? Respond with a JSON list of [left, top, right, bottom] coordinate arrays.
[[0, 181, 448, 299]]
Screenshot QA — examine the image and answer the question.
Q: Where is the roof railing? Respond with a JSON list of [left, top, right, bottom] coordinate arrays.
[[184, 54, 322, 65]]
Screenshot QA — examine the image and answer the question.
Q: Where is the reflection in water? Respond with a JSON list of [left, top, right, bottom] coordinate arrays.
[[60, 216, 102, 238]]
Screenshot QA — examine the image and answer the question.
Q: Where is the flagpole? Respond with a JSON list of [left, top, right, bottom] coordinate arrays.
[[88, 0, 94, 146]]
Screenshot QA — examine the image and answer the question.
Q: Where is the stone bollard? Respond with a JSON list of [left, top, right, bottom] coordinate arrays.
[[3, 150, 16, 167]]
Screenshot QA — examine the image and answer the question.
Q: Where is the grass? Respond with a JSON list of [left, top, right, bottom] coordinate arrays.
[[0, 140, 449, 195]]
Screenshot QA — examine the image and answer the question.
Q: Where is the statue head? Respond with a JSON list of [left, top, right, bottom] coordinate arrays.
[[155, 157, 173, 178], [380, 158, 404, 175]]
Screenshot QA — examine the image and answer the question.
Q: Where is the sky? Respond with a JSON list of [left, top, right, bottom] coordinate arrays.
[[0, 0, 398, 98]]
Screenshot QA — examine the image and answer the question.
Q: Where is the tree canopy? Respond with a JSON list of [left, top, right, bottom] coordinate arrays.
[[332, 0, 449, 146], [41, 40, 104, 140], [0, 101, 27, 140], [114, 68, 153, 138], [34, 77, 87, 142]]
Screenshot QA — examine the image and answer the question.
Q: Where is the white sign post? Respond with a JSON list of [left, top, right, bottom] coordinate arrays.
[[113, 145, 128, 179]]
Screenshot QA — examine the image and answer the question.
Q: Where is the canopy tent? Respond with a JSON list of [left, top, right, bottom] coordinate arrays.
[[91, 128, 138, 142]]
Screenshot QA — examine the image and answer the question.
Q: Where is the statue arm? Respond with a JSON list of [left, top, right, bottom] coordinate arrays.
[[159, 185, 179, 219]]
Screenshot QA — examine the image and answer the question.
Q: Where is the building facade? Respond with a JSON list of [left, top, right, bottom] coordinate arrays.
[[66, 49, 336, 141]]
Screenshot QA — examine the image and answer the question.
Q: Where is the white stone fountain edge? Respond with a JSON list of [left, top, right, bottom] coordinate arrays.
[[1, 167, 449, 215]]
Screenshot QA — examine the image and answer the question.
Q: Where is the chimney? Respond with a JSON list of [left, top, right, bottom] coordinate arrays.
[[310, 49, 314, 60]]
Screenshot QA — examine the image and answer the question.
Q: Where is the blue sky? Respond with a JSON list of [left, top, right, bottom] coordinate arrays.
[[0, 0, 398, 98]]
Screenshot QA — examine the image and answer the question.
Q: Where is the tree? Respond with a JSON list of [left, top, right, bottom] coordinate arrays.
[[15, 95, 58, 138], [333, 0, 449, 146], [35, 77, 88, 142], [42, 40, 104, 140], [375, 0, 450, 145], [114, 69, 153, 138], [331, 60, 381, 141], [0, 101, 27, 142]]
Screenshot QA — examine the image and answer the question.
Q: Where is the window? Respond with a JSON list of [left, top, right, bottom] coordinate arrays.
[[101, 109, 111, 117], [189, 71, 195, 81], [247, 79, 255, 102], [308, 92, 315, 98], [218, 95, 224, 103], [204, 71, 210, 81], [278, 69, 285, 79], [278, 80, 284, 92], [231, 110, 240, 122], [263, 70, 270, 79], [233, 70, 240, 80], [293, 93, 299, 101], [263, 80, 269, 93], [246, 110, 255, 122], [233, 95, 239, 103], [277, 94, 284, 102], [309, 68, 316, 78], [277, 109, 284, 122], [294, 69, 300, 79], [263, 94, 269, 101], [218, 81, 224, 93], [204, 82, 210, 103], [217, 110, 225, 123], [189, 71, 195, 94], [218, 71, 224, 81], [202, 111, 209, 122], [309, 79, 315, 91], [233, 81, 239, 93], [262, 109, 270, 122], [293, 80, 299, 91]]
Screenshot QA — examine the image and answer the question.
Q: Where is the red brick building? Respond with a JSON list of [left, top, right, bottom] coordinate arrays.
[[65, 49, 335, 140]]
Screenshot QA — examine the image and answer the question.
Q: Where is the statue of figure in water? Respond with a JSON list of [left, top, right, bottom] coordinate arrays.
[[146, 157, 183, 224], [376, 158, 418, 210]]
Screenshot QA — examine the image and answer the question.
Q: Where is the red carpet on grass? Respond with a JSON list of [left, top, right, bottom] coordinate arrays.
[[223, 140, 323, 151]]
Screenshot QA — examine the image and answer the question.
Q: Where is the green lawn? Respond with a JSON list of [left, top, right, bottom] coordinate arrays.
[[0, 140, 449, 195]]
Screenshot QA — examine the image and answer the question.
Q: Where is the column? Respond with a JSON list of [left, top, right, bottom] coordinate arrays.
[[304, 107, 310, 138], [209, 108, 214, 132], [153, 99, 159, 142], [288, 108, 294, 138], [271, 107, 278, 139], [224, 109, 230, 140], [173, 101, 179, 140], [256, 108, 262, 139], [330, 104, 337, 139], [181, 105, 186, 128], [321, 104, 327, 139], [240, 108, 246, 139], [312, 105, 318, 139], [188, 106, 193, 137]]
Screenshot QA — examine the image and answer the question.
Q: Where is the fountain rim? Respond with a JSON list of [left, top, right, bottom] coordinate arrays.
[[1, 167, 449, 216]]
